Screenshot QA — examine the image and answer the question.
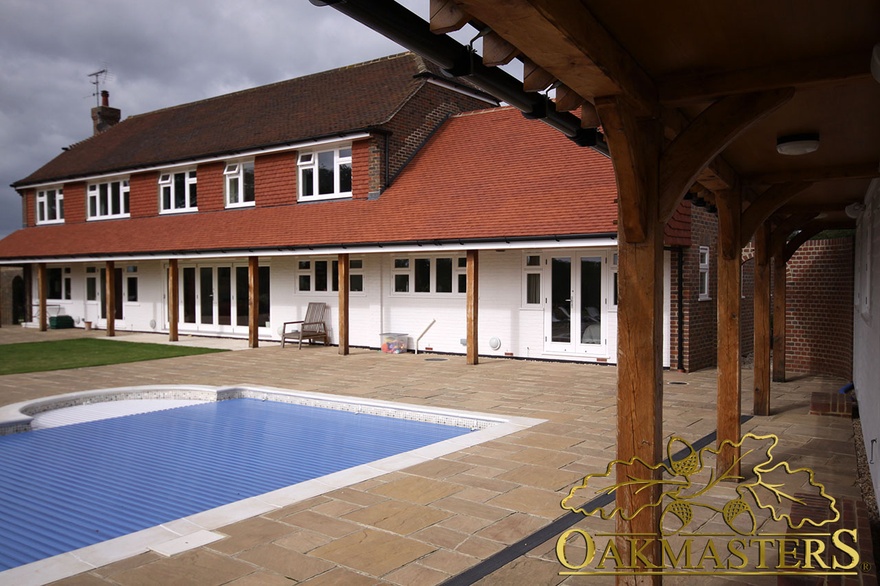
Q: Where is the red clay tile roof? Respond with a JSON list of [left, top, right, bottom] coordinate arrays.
[[664, 199, 692, 247], [14, 53, 438, 187], [0, 107, 617, 260]]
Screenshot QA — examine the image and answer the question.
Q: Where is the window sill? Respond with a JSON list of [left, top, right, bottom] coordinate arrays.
[[88, 215, 131, 221], [226, 202, 256, 209], [699, 295, 712, 301], [36, 220, 65, 226], [159, 208, 199, 215], [297, 194, 352, 203]]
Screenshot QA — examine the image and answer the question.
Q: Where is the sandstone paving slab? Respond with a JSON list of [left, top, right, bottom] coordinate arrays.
[[310, 529, 435, 576]]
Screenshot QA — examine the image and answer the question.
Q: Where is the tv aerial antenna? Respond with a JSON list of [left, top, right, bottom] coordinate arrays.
[[88, 69, 108, 106]]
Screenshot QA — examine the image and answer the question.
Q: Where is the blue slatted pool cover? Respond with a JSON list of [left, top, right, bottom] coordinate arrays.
[[0, 399, 474, 571]]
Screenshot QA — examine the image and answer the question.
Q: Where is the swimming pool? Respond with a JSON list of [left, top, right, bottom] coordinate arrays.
[[0, 385, 543, 584]]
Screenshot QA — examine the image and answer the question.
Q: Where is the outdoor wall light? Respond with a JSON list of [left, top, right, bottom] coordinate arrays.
[[845, 202, 866, 219], [776, 133, 820, 155]]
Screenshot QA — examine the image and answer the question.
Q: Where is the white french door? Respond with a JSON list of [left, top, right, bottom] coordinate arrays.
[[174, 264, 251, 334], [544, 252, 612, 355]]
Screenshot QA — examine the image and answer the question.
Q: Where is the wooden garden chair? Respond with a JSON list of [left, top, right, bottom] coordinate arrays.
[[281, 302, 329, 349]]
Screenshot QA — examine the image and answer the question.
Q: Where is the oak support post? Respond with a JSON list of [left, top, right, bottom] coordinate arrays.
[[466, 249, 479, 365], [596, 97, 663, 584], [753, 223, 771, 415], [716, 189, 742, 477], [37, 263, 47, 332], [168, 259, 179, 342], [772, 255, 787, 382], [105, 261, 115, 337], [248, 256, 259, 349], [338, 253, 350, 356]]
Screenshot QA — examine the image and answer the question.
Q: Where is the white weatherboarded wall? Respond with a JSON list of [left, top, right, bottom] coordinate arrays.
[[854, 180, 880, 507]]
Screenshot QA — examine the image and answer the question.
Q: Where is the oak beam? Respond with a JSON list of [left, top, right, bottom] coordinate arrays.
[[772, 255, 787, 383], [659, 89, 794, 223], [595, 96, 652, 242], [248, 256, 259, 349], [599, 97, 664, 581], [716, 189, 742, 478], [482, 31, 519, 66], [660, 51, 872, 106], [456, 0, 656, 114], [770, 214, 817, 257], [466, 249, 479, 365], [37, 263, 47, 332], [168, 259, 179, 342], [522, 57, 556, 92], [105, 262, 116, 337], [338, 253, 350, 356], [430, 0, 469, 33], [784, 221, 852, 262], [580, 103, 600, 129], [553, 84, 584, 112], [740, 182, 812, 247], [753, 223, 772, 416], [747, 161, 880, 186]]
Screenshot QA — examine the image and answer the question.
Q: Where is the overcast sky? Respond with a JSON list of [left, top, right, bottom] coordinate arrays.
[[0, 0, 484, 239]]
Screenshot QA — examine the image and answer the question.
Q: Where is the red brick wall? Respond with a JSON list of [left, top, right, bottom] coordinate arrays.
[[129, 172, 158, 218], [351, 139, 372, 200], [784, 237, 854, 379], [255, 153, 295, 207], [24, 189, 35, 227], [63, 182, 87, 224], [197, 163, 225, 212], [383, 83, 491, 186], [681, 205, 719, 371]]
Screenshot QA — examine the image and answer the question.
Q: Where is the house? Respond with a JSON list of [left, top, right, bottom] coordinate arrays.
[[0, 52, 849, 376]]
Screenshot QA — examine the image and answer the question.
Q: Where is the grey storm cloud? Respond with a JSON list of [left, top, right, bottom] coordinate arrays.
[[0, 0, 434, 238]]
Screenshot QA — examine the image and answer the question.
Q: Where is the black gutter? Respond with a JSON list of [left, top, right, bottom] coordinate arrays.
[[311, 0, 609, 156]]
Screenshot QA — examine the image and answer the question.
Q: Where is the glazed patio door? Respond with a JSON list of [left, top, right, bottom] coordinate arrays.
[[179, 264, 250, 333], [545, 254, 606, 354]]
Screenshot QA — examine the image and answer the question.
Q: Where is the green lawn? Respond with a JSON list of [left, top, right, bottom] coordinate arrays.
[[0, 338, 227, 375]]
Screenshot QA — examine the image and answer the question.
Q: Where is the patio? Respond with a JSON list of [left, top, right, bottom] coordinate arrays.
[[0, 327, 870, 585]]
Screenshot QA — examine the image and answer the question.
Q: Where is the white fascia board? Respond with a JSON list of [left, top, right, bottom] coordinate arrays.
[[0, 237, 618, 265], [17, 133, 372, 190]]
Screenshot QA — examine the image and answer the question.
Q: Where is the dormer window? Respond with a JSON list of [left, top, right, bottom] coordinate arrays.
[[36, 187, 64, 225], [224, 160, 255, 207], [298, 145, 352, 201], [159, 170, 197, 213]]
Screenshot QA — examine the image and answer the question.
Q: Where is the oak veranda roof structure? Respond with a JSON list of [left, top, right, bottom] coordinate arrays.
[[0, 107, 617, 260], [12, 53, 460, 188], [315, 0, 880, 572]]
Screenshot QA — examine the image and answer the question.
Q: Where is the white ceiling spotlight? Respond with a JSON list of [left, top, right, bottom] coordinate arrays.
[[776, 133, 820, 156]]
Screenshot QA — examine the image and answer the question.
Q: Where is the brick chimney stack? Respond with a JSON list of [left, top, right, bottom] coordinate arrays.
[[91, 90, 121, 135]]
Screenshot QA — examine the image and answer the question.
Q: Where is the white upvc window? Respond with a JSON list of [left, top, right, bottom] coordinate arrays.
[[296, 258, 364, 293], [224, 160, 255, 207], [392, 256, 466, 295], [698, 246, 711, 300], [125, 265, 139, 303], [47, 267, 72, 300], [159, 169, 197, 212], [88, 178, 130, 220], [297, 145, 352, 201], [523, 254, 542, 306], [36, 187, 64, 225]]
